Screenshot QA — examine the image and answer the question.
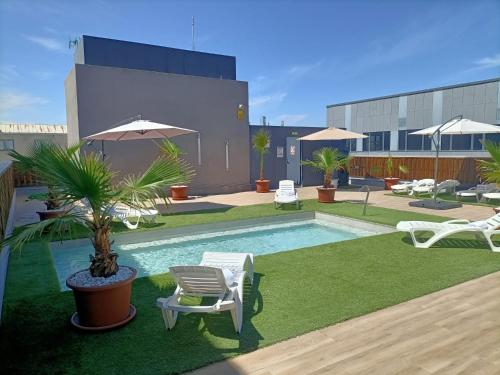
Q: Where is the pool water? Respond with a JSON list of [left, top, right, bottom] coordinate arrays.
[[51, 219, 371, 290]]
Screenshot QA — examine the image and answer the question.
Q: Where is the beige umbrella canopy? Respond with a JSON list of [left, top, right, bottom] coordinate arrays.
[[298, 127, 367, 141]]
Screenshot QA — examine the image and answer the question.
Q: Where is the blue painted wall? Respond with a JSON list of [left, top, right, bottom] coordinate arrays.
[[75, 35, 236, 80]]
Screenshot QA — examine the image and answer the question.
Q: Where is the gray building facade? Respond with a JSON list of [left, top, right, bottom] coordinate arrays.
[[65, 36, 250, 195], [327, 78, 500, 157]]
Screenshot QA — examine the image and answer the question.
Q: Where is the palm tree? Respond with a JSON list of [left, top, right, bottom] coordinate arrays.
[[252, 129, 270, 181], [5, 142, 193, 278], [477, 140, 500, 185], [301, 147, 350, 188], [9, 141, 78, 210]]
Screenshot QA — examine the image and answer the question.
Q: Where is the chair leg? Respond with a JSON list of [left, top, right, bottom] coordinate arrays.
[[230, 304, 243, 333], [161, 308, 178, 330]]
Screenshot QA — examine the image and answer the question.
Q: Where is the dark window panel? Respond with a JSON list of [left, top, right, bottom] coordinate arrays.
[[441, 135, 451, 150], [398, 130, 407, 150], [383, 131, 390, 151], [473, 134, 484, 150], [451, 134, 471, 150]]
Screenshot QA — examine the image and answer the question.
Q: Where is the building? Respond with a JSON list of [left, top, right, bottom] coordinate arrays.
[[0, 124, 67, 161], [249, 125, 346, 189], [65, 35, 250, 195], [327, 78, 500, 183]]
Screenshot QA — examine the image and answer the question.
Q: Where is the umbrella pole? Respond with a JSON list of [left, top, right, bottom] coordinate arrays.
[[101, 140, 105, 161], [433, 130, 439, 205]]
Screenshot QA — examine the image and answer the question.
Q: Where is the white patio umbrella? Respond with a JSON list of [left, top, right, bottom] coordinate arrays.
[[297, 127, 367, 141], [83, 119, 198, 160], [409, 115, 500, 208], [84, 119, 197, 141], [297, 127, 366, 185]]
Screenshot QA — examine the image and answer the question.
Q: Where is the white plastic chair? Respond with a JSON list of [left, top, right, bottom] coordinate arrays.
[[274, 180, 299, 209], [391, 180, 417, 194], [107, 205, 158, 230], [156, 252, 254, 333], [397, 213, 500, 252]]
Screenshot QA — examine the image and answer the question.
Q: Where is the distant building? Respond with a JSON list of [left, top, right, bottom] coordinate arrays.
[[327, 78, 500, 157], [0, 124, 67, 161]]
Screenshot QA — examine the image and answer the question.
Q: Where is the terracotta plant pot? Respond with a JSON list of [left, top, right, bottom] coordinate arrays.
[[384, 177, 400, 190], [37, 208, 66, 221], [317, 187, 336, 203], [171, 185, 188, 200], [66, 266, 137, 331], [255, 179, 270, 193]]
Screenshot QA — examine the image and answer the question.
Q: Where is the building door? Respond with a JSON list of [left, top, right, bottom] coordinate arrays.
[[286, 137, 301, 185]]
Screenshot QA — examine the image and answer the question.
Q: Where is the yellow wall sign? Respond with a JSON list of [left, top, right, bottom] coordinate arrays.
[[237, 104, 245, 120]]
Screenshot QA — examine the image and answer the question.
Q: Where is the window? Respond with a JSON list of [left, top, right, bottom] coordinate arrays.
[[362, 133, 369, 151], [406, 129, 423, 151], [383, 131, 390, 151], [360, 131, 391, 152], [440, 135, 451, 151], [0, 140, 14, 151], [451, 135, 471, 151], [423, 135, 432, 150], [473, 134, 484, 150], [398, 130, 407, 150], [369, 132, 383, 151]]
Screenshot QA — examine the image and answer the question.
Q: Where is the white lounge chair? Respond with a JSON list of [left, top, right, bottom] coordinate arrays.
[[107, 205, 158, 230], [274, 180, 299, 208], [157, 252, 254, 333], [408, 179, 435, 196], [397, 213, 500, 252], [391, 180, 417, 194], [456, 183, 497, 202], [482, 192, 500, 202]]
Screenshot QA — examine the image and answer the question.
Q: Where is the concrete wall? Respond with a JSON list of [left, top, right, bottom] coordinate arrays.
[[0, 133, 67, 161], [65, 64, 250, 195], [249, 125, 347, 189]]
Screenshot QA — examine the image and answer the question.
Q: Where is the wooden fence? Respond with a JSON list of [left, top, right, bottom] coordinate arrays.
[[0, 162, 14, 241], [348, 156, 486, 184], [13, 169, 42, 187]]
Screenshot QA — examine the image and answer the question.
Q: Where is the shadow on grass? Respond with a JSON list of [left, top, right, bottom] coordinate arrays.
[[400, 232, 498, 250]]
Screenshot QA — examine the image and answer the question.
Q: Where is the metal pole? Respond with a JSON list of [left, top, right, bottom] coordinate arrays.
[[430, 115, 462, 205], [192, 16, 195, 51], [101, 140, 105, 161]]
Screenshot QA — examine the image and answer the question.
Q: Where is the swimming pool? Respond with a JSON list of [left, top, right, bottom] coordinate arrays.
[[51, 212, 393, 290]]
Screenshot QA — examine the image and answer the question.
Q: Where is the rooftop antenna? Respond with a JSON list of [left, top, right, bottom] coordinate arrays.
[[68, 38, 79, 49], [192, 16, 195, 51]]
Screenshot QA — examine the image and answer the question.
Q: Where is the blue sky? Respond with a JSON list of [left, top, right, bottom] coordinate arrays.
[[0, 0, 499, 126]]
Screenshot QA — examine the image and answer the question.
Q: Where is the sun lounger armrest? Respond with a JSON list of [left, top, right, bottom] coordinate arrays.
[[443, 219, 470, 224]]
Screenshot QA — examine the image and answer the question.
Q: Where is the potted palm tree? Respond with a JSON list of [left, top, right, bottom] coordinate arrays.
[[9, 141, 70, 220], [252, 129, 271, 193], [4, 143, 192, 330], [383, 156, 409, 190], [159, 139, 190, 200], [302, 147, 349, 203]]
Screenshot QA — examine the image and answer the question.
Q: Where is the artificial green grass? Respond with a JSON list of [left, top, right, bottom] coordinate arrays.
[[2, 201, 500, 374]]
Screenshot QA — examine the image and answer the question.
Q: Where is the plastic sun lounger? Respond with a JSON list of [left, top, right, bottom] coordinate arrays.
[[456, 183, 497, 202], [274, 180, 299, 209], [396, 213, 500, 252], [482, 192, 500, 202], [408, 179, 435, 196], [156, 252, 254, 334], [108, 205, 159, 230], [391, 180, 417, 194]]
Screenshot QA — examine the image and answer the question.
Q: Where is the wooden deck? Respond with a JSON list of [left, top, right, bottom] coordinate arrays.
[[190, 271, 500, 375]]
